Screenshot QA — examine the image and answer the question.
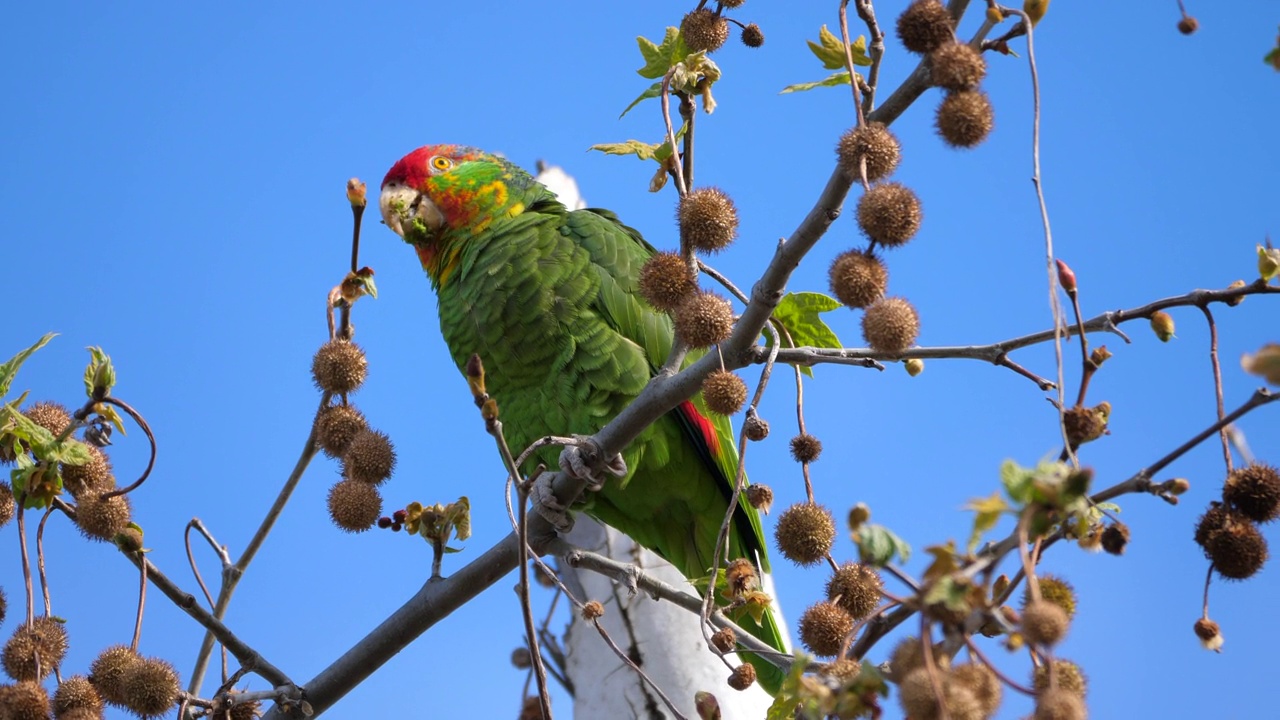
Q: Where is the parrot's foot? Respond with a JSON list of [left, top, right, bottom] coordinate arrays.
[[558, 441, 628, 493], [531, 472, 574, 534]]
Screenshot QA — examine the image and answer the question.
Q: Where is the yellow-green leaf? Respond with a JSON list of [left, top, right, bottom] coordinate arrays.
[[0, 333, 56, 400], [966, 492, 1009, 553], [637, 27, 690, 79], [781, 70, 854, 95], [806, 25, 872, 70]]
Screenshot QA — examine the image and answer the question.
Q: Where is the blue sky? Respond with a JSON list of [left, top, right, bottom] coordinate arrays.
[[3, 2, 1278, 718]]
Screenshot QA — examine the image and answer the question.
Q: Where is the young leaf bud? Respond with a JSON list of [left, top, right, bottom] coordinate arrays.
[[695, 691, 722, 720], [904, 358, 925, 376], [725, 558, 759, 596], [1055, 259, 1077, 293], [1225, 279, 1247, 306], [1149, 311, 1176, 342]]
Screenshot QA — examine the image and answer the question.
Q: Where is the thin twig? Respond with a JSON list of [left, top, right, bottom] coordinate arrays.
[[36, 505, 53, 616], [839, 1, 868, 127], [99, 397, 156, 499], [660, 71, 688, 197], [1198, 305, 1232, 474], [131, 555, 148, 652], [963, 635, 1036, 696], [185, 521, 227, 682], [17, 504, 34, 626], [591, 619, 689, 720]]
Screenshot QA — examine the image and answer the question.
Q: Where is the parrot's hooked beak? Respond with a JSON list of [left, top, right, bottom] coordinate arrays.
[[379, 182, 444, 241]]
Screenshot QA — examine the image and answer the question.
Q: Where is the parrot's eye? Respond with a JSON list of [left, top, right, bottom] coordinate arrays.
[[431, 156, 453, 172]]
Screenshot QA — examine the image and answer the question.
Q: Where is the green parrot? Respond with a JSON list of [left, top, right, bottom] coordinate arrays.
[[380, 144, 786, 691]]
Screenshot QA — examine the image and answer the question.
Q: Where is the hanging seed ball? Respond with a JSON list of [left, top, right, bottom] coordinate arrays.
[[702, 370, 748, 416], [837, 123, 901, 183], [89, 644, 139, 707], [0, 481, 13, 529], [775, 502, 836, 566], [862, 297, 920, 355], [679, 187, 739, 254], [720, 0, 746, 8], [857, 182, 923, 247], [120, 657, 180, 719], [1025, 575, 1077, 619], [510, 647, 532, 669], [897, 0, 955, 54], [798, 601, 854, 656], [24, 401, 72, 437], [727, 662, 756, 691], [1177, 16, 1199, 35], [1194, 617, 1223, 651], [886, 636, 924, 682], [1101, 522, 1130, 555], [581, 601, 605, 621], [1062, 405, 1107, 448], [681, 9, 730, 53], [315, 404, 368, 459], [929, 41, 986, 90], [1206, 515, 1268, 580], [741, 23, 765, 48], [898, 667, 983, 720], [674, 291, 735, 348], [1194, 503, 1233, 553], [711, 627, 737, 654], [0, 681, 50, 720], [1022, 601, 1070, 646], [54, 674, 103, 717], [725, 558, 759, 595], [342, 429, 397, 485], [1032, 660, 1088, 698], [951, 662, 1002, 718], [0, 588, 6, 625], [829, 249, 888, 309], [790, 433, 823, 463], [744, 414, 770, 442], [638, 252, 697, 312], [327, 479, 382, 533], [826, 562, 883, 620], [311, 340, 368, 395], [1223, 462, 1280, 523], [746, 483, 774, 514], [820, 658, 862, 683], [1034, 688, 1086, 720], [936, 89, 995, 148], [62, 446, 114, 498], [3, 617, 68, 681], [223, 698, 262, 720], [75, 492, 132, 542]]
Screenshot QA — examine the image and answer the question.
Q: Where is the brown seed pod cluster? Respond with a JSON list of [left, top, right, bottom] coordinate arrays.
[[1035, 688, 1087, 720], [54, 674, 104, 717], [857, 182, 923, 247], [798, 601, 853, 656], [1101, 521, 1130, 555], [62, 445, 115, 498], [1021, 601, 1070, 646], [311, 339, 368, 395], [936, 89, 995, 149], [75, 492, 133, 542], [862, 297, 920, 355], [744, 413, 770, 442], [0, 481, 13, 529], [0, 681, 51, 719], [342, 429, 397, 485], [638, 252, 696, 312], [711, 627, 737, 654], [741, 23, 765, 48], [681, 9, 730, 53], [727, 662, 756, 690], [746, 483, 773, 513], [3, 617, 68, 681], [929, 41, 986, 90], [820, 658, 862, 683], [829, 249, 888, 309], [679, 187, 739, 254], [702, 369, 748, 416], [581, 600, 605, 621], [775, 502, 836, 566], [314, 404, 369, 459], [89, 644, 140, 706], [674, 291, 735, 348], [120, 656, 180, 719], [789, 433, 823, 464], [1026, 574, 1077, 619], [1195, 462, 1279, 582], [24, 401, 73, 437], [1032, 659, 1088, 698], [837, 123, 901, 183], [826, 562, 883, 620], [950, 662, 1002, 717], [1222, 462, 1280, 523], [328, 479, 382, 532], [898, 664, 995, 720], [896, 0, 954, 54]]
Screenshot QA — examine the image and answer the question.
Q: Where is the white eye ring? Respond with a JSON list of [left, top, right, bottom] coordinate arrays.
[[431, 156, 453, 171]]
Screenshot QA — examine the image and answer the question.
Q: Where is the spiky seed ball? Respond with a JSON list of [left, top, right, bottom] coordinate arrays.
[[679, 187, 739, 254], [829, 249, 888, 309], [897, 0, 955, 54], [315, 404, 368, 459], [702, 370, 747, 416], [1194, 503, 1232, 554], [725, 558, 759, 596], [1021, 601, 1069, 646], [857, 182, 922, 247], [24, 401, 72, 437], [674, 291, 735, 348], [790, 433, 823, 463], [1034, 688, 1086, 720], [681, 9, 730, 53], [1223, 462, 1280, 523], [744, 415, 769, 442], [327, 479, 382, 532], [826, 562, 883, 620], [929, 42, 986, 90], [898, 668, 982, 720], [581, 600, 605, 621], [886, 636, 923, 682], [0, 481, 13, 529], [89, 645, 139, 707], [711, 627, 737, 654], [775, 502, 836, 566], [936, 89, 995, 148], [727, 663, 756, 691], [54, 674, 103, 716], [59, 707, 104, 720], [1206, 517, 1269, 580], [1101, 522, 1130, 555], [1025, 575, 1077, 619], [746, 483, 773, 514], [120, 656, 179, 719], [342, 429, 396, 485], [741, 23, 765, 47], [1178, 16, 1199, 35], [837, 123, 901, 183], [0, 681, 50, 720], [638, 252, 696, 312], [862, 297, 920, 354], [517, 696, 542, 720], [820, 658, 861, 683], [224, 698, 262, 720], [720, 0, 745, 7], [951, 662, 1002, 717], [3, 618, 64, 681], [0, 587, 6, 625], [1032, 660, 1087, 697], [311, 340, 368, 395], [798, 601, 854, 656], [510, 647, 532, 669], [75, 492, 132, 542], [62, 446, 114, 498]]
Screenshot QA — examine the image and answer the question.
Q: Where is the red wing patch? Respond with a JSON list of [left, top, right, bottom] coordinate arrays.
[[677, 400, 722, 459]]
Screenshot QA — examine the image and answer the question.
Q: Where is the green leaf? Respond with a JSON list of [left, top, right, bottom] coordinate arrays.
[[781, 71, 854, 95], [1266, 46, 1280, 70], [922, 574, 972, 612], [0, 333, 56, 399], [637, 27, 690, 79], [807, 25, 872, 70], [1000, 459, 1035, 504], [620, 80, 664, 118], [83, 347, 116, 399], [771, 292, 843, 378], [98, 405, 127, 437], [966, 492, 1009, 553], [856, 523, 911, 566]]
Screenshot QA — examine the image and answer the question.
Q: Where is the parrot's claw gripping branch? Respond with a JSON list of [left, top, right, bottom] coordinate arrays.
[[558, 438, 628, 493], [531, 472, 573, 535]]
